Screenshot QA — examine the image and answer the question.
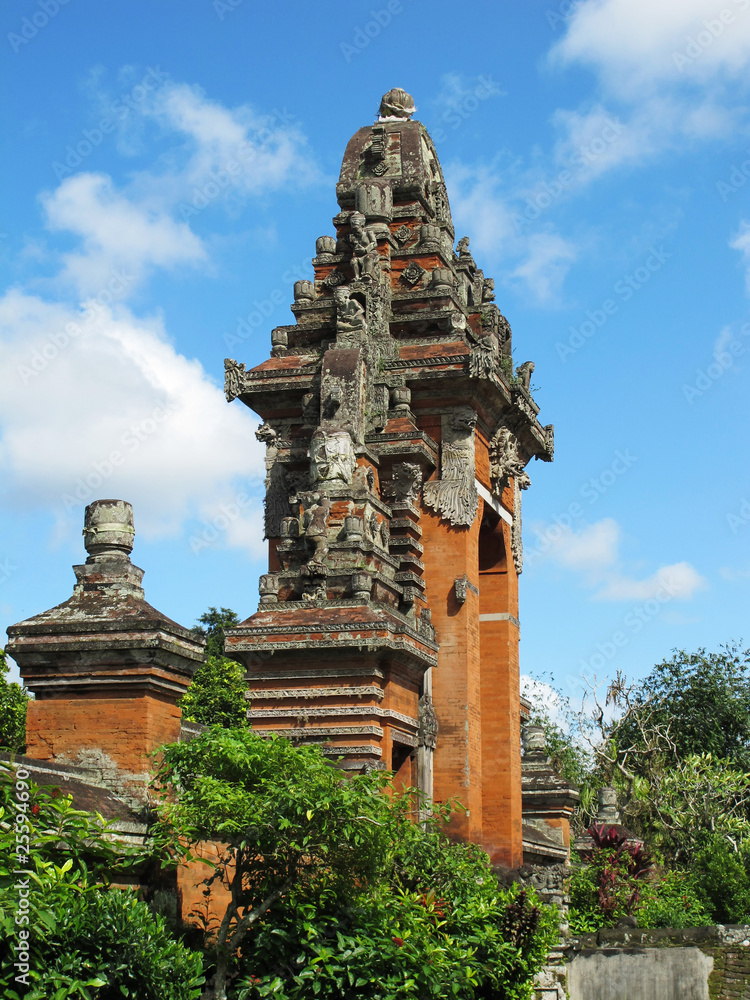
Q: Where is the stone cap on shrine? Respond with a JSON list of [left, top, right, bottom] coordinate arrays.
[[6, 500, 205, 700]]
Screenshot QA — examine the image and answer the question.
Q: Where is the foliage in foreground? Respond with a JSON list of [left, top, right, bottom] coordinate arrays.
[[154, 726, 558, 1000], [0, 763, 204, 1000], [0, 650, 29, 752]]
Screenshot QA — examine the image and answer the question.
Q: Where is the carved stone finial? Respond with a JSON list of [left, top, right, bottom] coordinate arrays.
[[83, 499, 135, 557], [378, 87, 416, 121], [597, 786, 621, 825], [456, 236, 472, 260], [523, 724, 547, 757]]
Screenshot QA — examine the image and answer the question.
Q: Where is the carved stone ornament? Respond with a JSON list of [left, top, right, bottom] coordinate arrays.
[[482, 278, 495, 303], [310, 429, 356, 486], [394, 223, 412, 244], [224, 358, 246, 402], [490, 427, 531, 494], [454, 576, 467, 604], [255, 422, 277, 445], [300, 492, 332, 574], [418, 695, 438, 749], [467, 329, 499, 380], [401, 260, 425, 287], [511, 476, 524, 575], [515, 360, 534, 391], [382, 462, 422, 504], [349, 212, 380, 282], [423, 406, 479, 527], [334, 286, 366, 338], [322, 269, 346, 288], [378, 87, 416, 121], [456, 236, 472, 261]]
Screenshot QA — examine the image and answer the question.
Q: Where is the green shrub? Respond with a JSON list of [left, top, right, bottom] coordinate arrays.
[[636, 869, 711, 929], [690, 836, 750, 924]]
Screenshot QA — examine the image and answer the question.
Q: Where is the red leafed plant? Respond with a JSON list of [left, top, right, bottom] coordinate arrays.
[[588, 823, 652, 921]]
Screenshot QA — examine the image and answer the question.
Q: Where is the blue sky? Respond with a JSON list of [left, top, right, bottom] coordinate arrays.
[[1, 0, 749, 711]]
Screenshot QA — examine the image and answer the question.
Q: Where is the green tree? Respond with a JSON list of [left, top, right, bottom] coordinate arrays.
[[611, 644, 750, 769], [0, 763, 204, 999], [153, 726, 557, 1000], [0, 650, 29, 752], [193, 607, 241, 658], [181, 608, 248, 728]]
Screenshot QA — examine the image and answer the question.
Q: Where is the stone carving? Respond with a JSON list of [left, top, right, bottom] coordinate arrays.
[[429, 267, 454, 293], [454, 576, 467, 604], [224, 358, 246, 402], [355, 181, 392, 224], [482, 278, 495, 302], [343, 515, 364, 541], [349, 212, 380, 282], [322, 269, 346, 289], [255, 422, 277, 445], [315, 235, 337, 258], [382, 462, 422, 504], [366, 510, 379, 540], [351, 571, 372, 600], [467, 328, 499, 380], [258, 574, 279, 605], [394, 223, 412, 244], [264, 465, 290, 538], [293, 280, 315, 301], [456, 236, 472, 261], [378, 87, 415, 121], [511, 476, 523, 575], [418, 695, 438, 749], [423, 406, 479, 527], [334, 286, 366, 338], [379, 520, 390, 548], [544, 423, 555, 460], [489, 427, 531, 492], [300, 492, 332, 574], [516, 361, 534, 391], [401, 260, 425, 287], [419, 224, 441, 251], [310, 429, 356, 485]]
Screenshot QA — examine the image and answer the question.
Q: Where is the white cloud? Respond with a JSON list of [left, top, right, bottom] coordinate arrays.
[[521, 676, 569, 729], [0, 289, 264, 548], [510, 232, 578, 303], [551, 0, 750, 95], [41, 172, 206, 295], [594, 561, 705, 601], [530, 517, 705, 602]]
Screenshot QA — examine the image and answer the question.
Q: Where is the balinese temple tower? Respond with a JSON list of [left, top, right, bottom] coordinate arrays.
[[224, 89, 553, 867]]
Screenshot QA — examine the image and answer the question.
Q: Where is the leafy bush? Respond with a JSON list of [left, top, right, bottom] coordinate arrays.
[[0, 650, 28, 752], [154, 726, 558, 1000], [0, 763, 204, 1000], [690, 835, 750, 924], [635, 869, 711, 929]]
